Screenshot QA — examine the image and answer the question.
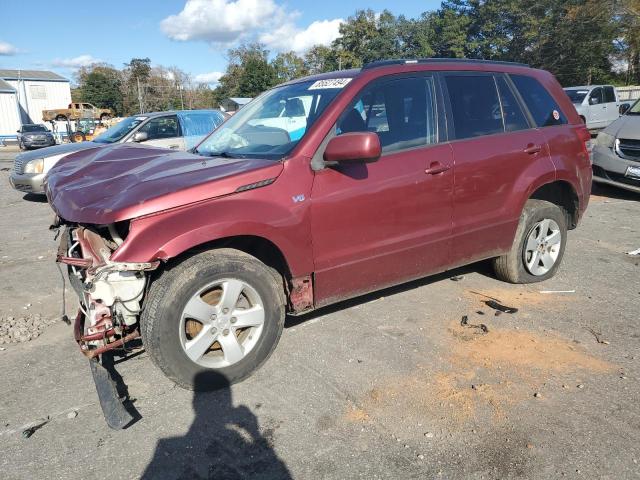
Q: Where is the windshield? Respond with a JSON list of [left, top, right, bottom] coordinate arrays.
[[564, 89, 589, 104], [195, 78, 351, 160], [22, 124, 47, 132], [627, 98, 640, 115], [93, 116, 147, 144]]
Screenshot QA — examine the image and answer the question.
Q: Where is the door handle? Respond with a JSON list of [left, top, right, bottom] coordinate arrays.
[[424, 162, 450, 175], [524, 144, 542, 155]]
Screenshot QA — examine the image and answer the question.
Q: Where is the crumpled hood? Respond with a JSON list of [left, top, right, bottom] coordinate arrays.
[[46, 143, 283, 224], [16, 141, 101, 162], [603, 114, 640, 139]]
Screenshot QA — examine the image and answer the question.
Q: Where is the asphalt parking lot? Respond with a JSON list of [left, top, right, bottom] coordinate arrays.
[[0, 147, 639, 480]]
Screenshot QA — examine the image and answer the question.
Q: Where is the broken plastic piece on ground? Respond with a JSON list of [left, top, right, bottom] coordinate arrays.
[[90, 357, 137, 430], [627, 248, 640, 256], [460, 315, 489, 334], [22, 418, 49, 438], [483, 300, 518, 314]]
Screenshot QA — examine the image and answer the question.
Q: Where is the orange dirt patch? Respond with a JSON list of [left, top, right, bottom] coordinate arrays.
[[344, 405, 370, 423], [465, 287, 577, 310], [352, 322, 614, 427]]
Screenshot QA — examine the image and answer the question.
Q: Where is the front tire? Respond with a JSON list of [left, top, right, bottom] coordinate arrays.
[[141, 249, 285, 391], [493, 200, 567, 284]]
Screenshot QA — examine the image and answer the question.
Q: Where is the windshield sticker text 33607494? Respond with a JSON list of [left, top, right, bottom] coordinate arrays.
[[308, 78, 352, 90]]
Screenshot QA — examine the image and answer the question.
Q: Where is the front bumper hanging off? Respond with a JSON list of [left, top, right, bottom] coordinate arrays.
[[56, 225, 158, 429]]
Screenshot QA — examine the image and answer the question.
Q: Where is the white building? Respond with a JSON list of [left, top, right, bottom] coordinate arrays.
[[0, 69, 71, 138]]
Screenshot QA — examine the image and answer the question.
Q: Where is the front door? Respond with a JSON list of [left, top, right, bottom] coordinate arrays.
[[310, 74, 454, 307], [587, 87, 605, 128]]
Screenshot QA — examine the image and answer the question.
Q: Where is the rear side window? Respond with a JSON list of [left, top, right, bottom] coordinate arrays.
[[445, 74, 503, 139], [495, 76, 529, 132], [338, 76, 437, 154], [511, 74, 567, 127], [603, 86, 616, 103]]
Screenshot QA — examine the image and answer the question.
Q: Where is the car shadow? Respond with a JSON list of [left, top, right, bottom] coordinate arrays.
[[141, 371, 292, 480], [591, 182, 639, 201], [285, 260, 494, 328], [21, 193, 48, 203]]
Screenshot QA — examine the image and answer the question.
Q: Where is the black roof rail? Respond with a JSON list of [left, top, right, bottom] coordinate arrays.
[[362, 58, 530, 70]]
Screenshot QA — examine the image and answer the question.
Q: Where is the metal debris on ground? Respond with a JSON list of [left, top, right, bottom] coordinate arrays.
[[540, 290, 576, 294], [460, 315, 489, 334], [483, 300, 518, 314], [627, 248, 640, 256]]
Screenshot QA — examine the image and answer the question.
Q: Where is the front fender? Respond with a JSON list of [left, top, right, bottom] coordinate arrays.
[[110, 183, 314, 277]]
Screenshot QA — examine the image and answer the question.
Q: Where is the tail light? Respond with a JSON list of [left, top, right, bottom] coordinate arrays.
[[575, 124, 592, 161]]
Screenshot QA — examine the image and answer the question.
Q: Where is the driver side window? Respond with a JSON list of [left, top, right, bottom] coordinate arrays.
[[337, 76, 437, 154], [589, 88, 603, 105], [138, 115, 180, 140]]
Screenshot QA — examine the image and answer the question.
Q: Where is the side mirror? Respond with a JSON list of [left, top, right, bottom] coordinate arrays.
[[589, 96, 600, 105], [16, 129, 20, 133], [324, 132, 381, 165], [132, 131, 148, 143], [620, 103, 631, 115]]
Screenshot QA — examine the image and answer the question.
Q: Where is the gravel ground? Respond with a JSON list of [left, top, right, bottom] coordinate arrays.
[[0, 147, 639, 480]]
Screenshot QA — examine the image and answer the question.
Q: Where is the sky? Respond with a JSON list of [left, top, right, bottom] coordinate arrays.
[[0, 0, 441, 85]]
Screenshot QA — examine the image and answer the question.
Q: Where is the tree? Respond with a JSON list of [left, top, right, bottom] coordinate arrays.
[[304, 45, 338, 74], [212, 43, 277, 104], [77, 65, 123, 115], [271, 51, 308, 82]]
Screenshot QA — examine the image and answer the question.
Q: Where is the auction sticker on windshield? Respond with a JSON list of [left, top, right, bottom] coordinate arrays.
[[309, 78, 352, 90]]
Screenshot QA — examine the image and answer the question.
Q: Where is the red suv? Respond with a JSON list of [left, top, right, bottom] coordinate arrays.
[[47, 59, 591, 401]]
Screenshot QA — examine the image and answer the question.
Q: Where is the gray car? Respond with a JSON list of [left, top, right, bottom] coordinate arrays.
[[591, 99, 640, 194], [9, 109, 227, 194], [17, 124, 56, 150]]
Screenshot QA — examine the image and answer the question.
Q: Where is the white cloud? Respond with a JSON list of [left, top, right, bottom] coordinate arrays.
[[160, 0, 342, 53], [160, 0, 287, 45], [0, 41, 19, 56], [195, 71, 225, 84], [51, 54, 102, 68], [260, 18, 343, 53]]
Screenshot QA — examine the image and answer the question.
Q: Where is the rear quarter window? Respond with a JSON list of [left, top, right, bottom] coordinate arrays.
[[510, 75, 567, 127]]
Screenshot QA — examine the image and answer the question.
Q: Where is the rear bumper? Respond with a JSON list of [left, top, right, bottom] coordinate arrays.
[[9, 172, 46, 194], [592, 145, 640, 193]]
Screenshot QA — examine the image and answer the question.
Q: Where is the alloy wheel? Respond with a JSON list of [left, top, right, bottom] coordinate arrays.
[[179, 278, 265, 368], [523, 218, 561, 276]]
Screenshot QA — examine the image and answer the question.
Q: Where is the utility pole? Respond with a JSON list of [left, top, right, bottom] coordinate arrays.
[[137, 76, 144, 113], [178, 84, 184, 110]]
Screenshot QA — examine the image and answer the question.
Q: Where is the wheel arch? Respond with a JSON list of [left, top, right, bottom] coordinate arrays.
[[529, 180, 579, 229], [167, 234, 293, 282]]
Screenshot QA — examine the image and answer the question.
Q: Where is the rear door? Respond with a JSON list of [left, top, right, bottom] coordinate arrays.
[[177, 111, 226, 150], [310, 73, 453, 306], [443, 72, 554, 264]]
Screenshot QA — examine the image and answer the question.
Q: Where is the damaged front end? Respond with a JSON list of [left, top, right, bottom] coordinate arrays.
[[57, 223, 158, 357], [54, 220, 158, 429]]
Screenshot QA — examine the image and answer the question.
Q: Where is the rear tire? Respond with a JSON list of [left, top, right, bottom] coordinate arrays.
[[493, 200, 567, 284], [141, 249, 285, 391]]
